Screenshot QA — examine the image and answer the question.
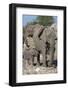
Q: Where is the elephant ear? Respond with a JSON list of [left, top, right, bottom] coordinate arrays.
[[46, 24, 57, 40], [50, 23, 57, 39], [48, 30, 56, 40]]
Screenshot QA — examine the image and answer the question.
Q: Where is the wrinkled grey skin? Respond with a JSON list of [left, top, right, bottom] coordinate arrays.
[[33, 24, 57, 66], [24, 24, 57, 67], [33, 24, 46, 66]]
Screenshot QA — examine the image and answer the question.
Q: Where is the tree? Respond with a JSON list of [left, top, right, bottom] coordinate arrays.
[[26, 21, 38, 26], [36, 16, 54, 26]]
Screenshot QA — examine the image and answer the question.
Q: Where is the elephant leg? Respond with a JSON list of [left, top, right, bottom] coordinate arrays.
[[33, 56, 37, 66], [37, 51, 40, 65], [48, 42, 55, 66], [40, 53, 43, 65], [41, 48, 47, 67], [37, 51, 43, 66], [27, 58, 32, 66]]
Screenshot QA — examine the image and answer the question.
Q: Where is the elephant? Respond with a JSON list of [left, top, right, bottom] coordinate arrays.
[[33, 24, 57, 67], [23, 27, 38, 66], [33, 24, 46, 66], [23, 24, 57, 67]]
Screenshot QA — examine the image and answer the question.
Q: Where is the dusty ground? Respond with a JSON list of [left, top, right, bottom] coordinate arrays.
[[23, 64, 57, 75]]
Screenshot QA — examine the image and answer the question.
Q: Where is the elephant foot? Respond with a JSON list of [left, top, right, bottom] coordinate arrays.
[[52, 60, 57, 68], [42, 63, 47, 67], [33, 63, 37, 66], [39, 63, 43, 66], [47, 61, 53, 67]]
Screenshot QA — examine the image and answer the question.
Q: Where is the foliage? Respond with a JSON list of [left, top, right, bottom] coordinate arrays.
[[25, 16, 54, 26], [36, 16, 54, 26]]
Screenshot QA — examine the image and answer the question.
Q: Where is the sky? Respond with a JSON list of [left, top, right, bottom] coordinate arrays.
[[23, 15, 37, 26], [23, 15, 57, 27]]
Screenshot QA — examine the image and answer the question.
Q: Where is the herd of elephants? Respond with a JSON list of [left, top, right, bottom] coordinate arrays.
[[23, 24, 57, 68]]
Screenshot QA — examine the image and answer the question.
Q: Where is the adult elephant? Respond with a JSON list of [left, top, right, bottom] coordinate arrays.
[[33, 24, 57, 67]]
